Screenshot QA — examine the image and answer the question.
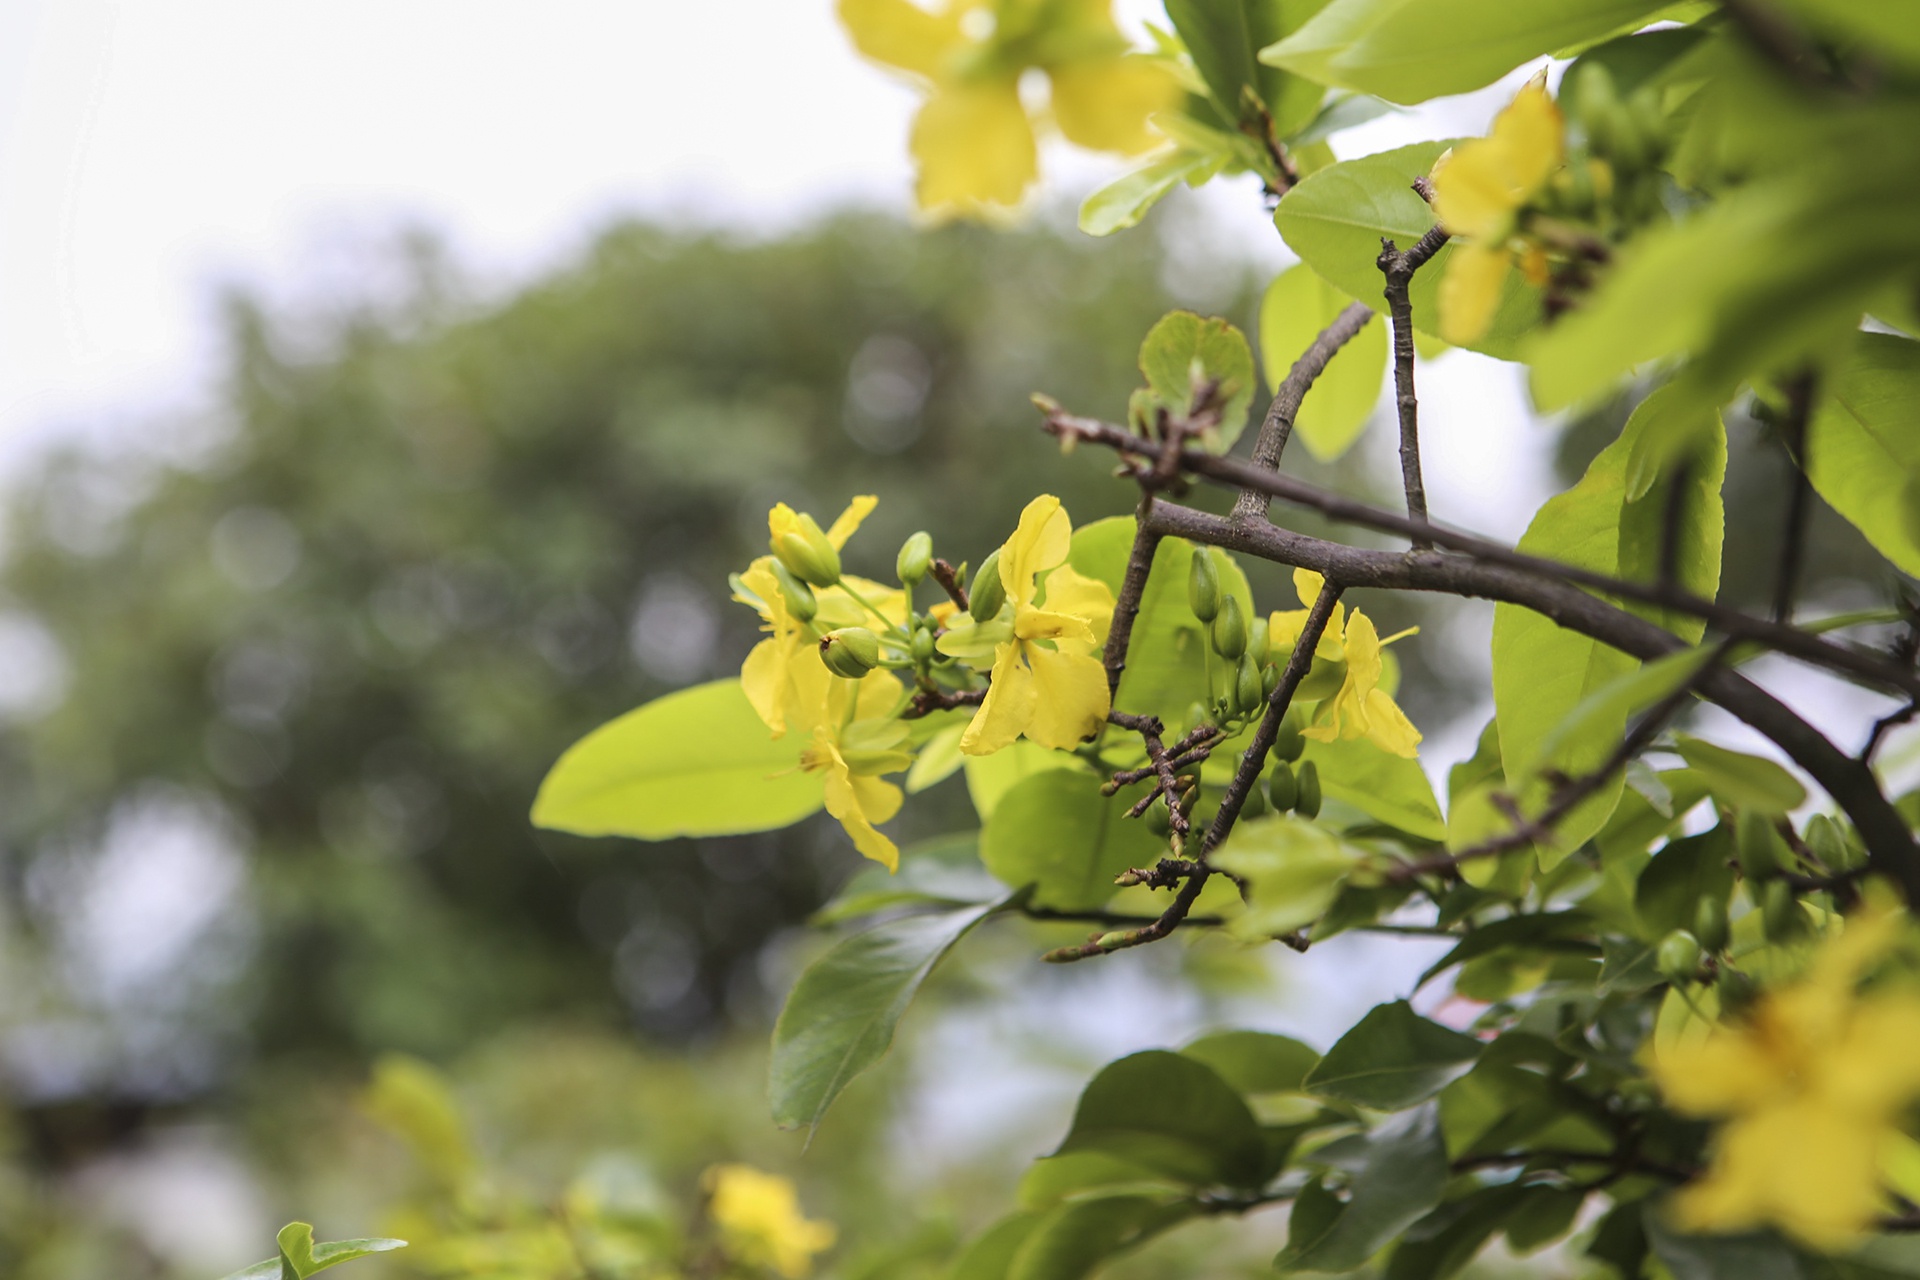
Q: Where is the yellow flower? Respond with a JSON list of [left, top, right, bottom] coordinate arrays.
[[788, 652, 912, 870], [947, 494, 1113, 755], [704, 1164, 837, 1279], [838, 0, 1178, 217], [734, 496, 904, 736], [1651, 906, 1920, 1249], [1269, 569, 1421, 758], [1431, 73, 1565, 345]]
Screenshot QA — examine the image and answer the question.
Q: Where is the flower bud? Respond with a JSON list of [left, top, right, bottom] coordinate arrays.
[[774, 513, 842, 588], [819, 627, 882, 678], [1262, 664, 1279, 697], [1235, 653, 1264, 715], [1692, 894, 1730, 955], [1295, 760, 1322, 819], [910, 626, 934, 663], [1144, 798, 1172, 836], [1657, 930, 1702, 985], [1188, 551, 1221, 623], [896, 531, 933, 586], [1241, 776, 1269, 819], [1273, 708, 1307, 763], [1182, 702, 1214, 739], [1761, 879, 1804, 943], [969, 550, 1006, 621], [770, 561, 818, 622], [1804, 814, 1862, 872], [1246, 616, 1270, 666], [1268, 761, 1298, 812], [1212, 596, 1247, 660], [1735, 809, 1788, 881]]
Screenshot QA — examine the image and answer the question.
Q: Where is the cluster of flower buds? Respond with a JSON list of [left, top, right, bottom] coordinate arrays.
[[1186, 551, 1281, 729]]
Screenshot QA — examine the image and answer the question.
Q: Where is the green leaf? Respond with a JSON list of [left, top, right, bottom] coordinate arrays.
[[1069, 518, 1255, 734], [1300, 736, 1446, 841], [1181, 1030, 1320, 1094], [1080, 149, 1214, 237], [222, 1226, 406, 1280], [1273, 140, 1539, 359], [1775, 0, 1920, 66], [1672, 737, 1807, 815], [1213, 813, 1362, 937], [1303, 1001, 1482, 1110], [907, 722, 966, 794], [1384, 1185, 1530, 1280], [964, 739, 1081, 822], [1634, 825, 1734, 942], [1138, 311, 1258, 449], [1165, 0, 1330, 135], [950, 1213, 1045, 1280], [1258, 265, 1386, 461], [1645, 1213, 1808, 1280], [1531, 646, 1717, 783], [981, 769, 1165, 911], [770, 899, 1000, 1133], [1008, 1195, 1198, 1280], [1259, 0, 1675, 105], [1055, 1050, 1269, 1188], [362, 1055, 472, 1186], [1807, 333, 1920, 578], [809, 833, 1000, 926], [1491, 386, 1725, 864], [1019, 1152, 1183, 1209], [1277, 1104, 1449, 1272], [531, 678, 821, 839], [1415, 911, 1596, 990]]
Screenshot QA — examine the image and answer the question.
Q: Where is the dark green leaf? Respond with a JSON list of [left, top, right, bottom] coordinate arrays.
[[1009, 1195, 1197, 1280], [1055, 1050, 1269, 1188], [980, 769, 1165, 912], [1304, 1001, 1483, 1110], [771, 900, 1001, 1133], [1277, 1104, 1449, 1272], [950, 1213, 1045, 1280], [1415, 911, 1596, 990], [1181, 1030, 1321, 1094], [1634, 826, 1734, 943], [1166, 0, 1330, 135], [1646, 1213, 1810, 1280], [1385, 1185, 1529, 1280]]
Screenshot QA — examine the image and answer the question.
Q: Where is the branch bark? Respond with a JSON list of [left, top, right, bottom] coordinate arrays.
[[1378, 227, 1450, 545], [1232, 301, 1376, 522]]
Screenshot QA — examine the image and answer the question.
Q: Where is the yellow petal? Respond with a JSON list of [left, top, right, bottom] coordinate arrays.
[[1432, 79, 1565, 240], [1439, 240, 1512, 346], [1292, 567, 1326, 607], [741, 638, 793, 737], [1047, 55, 1177, 155], [825, 495, 880, 549], [837, 0, 965, 79], [823, 756, 901, 870], [911, 79, 1037, 215], [1023, 644, 1111, 750], [1361, 688, 1422, 758], [1000, 494, 1073, 608], [1653, 1029, 1788, 1117], [1013, 605, 1095, 647], [960, 642, 1036, 755], [1037, 564, 1115, 652], [1342, 609, 1385, 696]]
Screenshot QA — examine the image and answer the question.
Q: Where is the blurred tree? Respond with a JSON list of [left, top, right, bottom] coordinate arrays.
[[0, 212, 1265, 1119]]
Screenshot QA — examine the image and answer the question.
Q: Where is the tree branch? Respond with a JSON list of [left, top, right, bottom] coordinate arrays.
[[1771, 371, 1816, 625], [1232, 301, 1376, 522], [1103, 502, 1162, 697], [1378, 226, 1450, 545]]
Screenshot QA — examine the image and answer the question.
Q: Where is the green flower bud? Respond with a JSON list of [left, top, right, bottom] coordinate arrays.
[[1144, 799, 1173, 837], [1246, 616, 1270, 666], [770, 561, 818, 622], [910, 627, 934, 662], [1188, 550, 1221, 623], [1269, 761, 1298, 812], [896, 531, 933, 586], [819, 627, 882, 678], [1273, 708, 1307, 763], [1692, 894, 1730, 955], [1804, 814, 1862, 872], [1212, 596, 1247, 660], [1182, 702, 1214, 739], [969, 550, 1006, 621], [1735, 809, 1788, 881], [1295, 760, 1322, 819], [1657, 930, 1702, 985], [1241, 775, 1269, 819], [1235, 654, 1264, 714], [1572, 62, 1621, 156], [1261, 664, 1279, 697], [774, 513, 842, 588], [1762, 879, 1804, 943]]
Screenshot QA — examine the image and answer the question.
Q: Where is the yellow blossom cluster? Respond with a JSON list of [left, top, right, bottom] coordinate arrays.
[[1269, 569, 1421, 758], [704, 1164, 837, 1278]]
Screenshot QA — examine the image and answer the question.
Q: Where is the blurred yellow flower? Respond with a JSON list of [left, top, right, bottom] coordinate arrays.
[[1270, 569, 1420, 758], [1431, 74, 1564, 344], [1652, 906, 1920, 1249], [837, 0, 1178, 217], [952, 494, 1113, 754], [787, 651, 912, 870], [734, 496, 903, 736], [704, 1164, 838, 1278]]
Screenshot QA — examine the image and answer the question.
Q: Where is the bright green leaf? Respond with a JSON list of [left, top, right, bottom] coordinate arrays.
[[531, 678, 821, 839], [1301, 736, 1446, 841], [1303, 1001, 1482, 1110], [810, 833, 999, 926], [981, 769, 1165, 911], [770, 899, 1001, 1133], [222, 1226, 406, 1280], [1258, 265, 1386, 460], [1181, 1029, 1321, 1095], [907, 722, 966, 794], [1213, 813, 1361, 937], [1672, 737, 1807, 815], [1165, 0, 1330, 136], [1080, 150, 1213, 237], [1807, 332, 1920, 578], [1138, 311, 1258, 449], [964, 739, 1081, 822], [1009, 1194, 1198, 1280]]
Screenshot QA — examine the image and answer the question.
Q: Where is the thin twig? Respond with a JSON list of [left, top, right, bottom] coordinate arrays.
[[1103, 504, 1162, 697], [1378, 226, 1450, 544], [1109, 709, 1189, 835], [1232, 301, 1376, 522], [1040, 409, 1920, 701], [1771, 371, 1816, 626], [928, 558, 968, 611]]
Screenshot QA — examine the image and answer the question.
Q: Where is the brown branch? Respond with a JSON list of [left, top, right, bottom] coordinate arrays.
[[1138, 500, 1920, 903], [902, 686, 985, 719], [1040, 410, 1920, 701], [1232, 300, 1376, 522], [1378, 225, 1450, 544], [1108, 709, 1189, 835], [1103, 503, 1162, 697], [1042, 865, 1213, 963], [1771, 371, 1816, 626], [928, 558, 968, 611], [1106, 725, 1223, 788]]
